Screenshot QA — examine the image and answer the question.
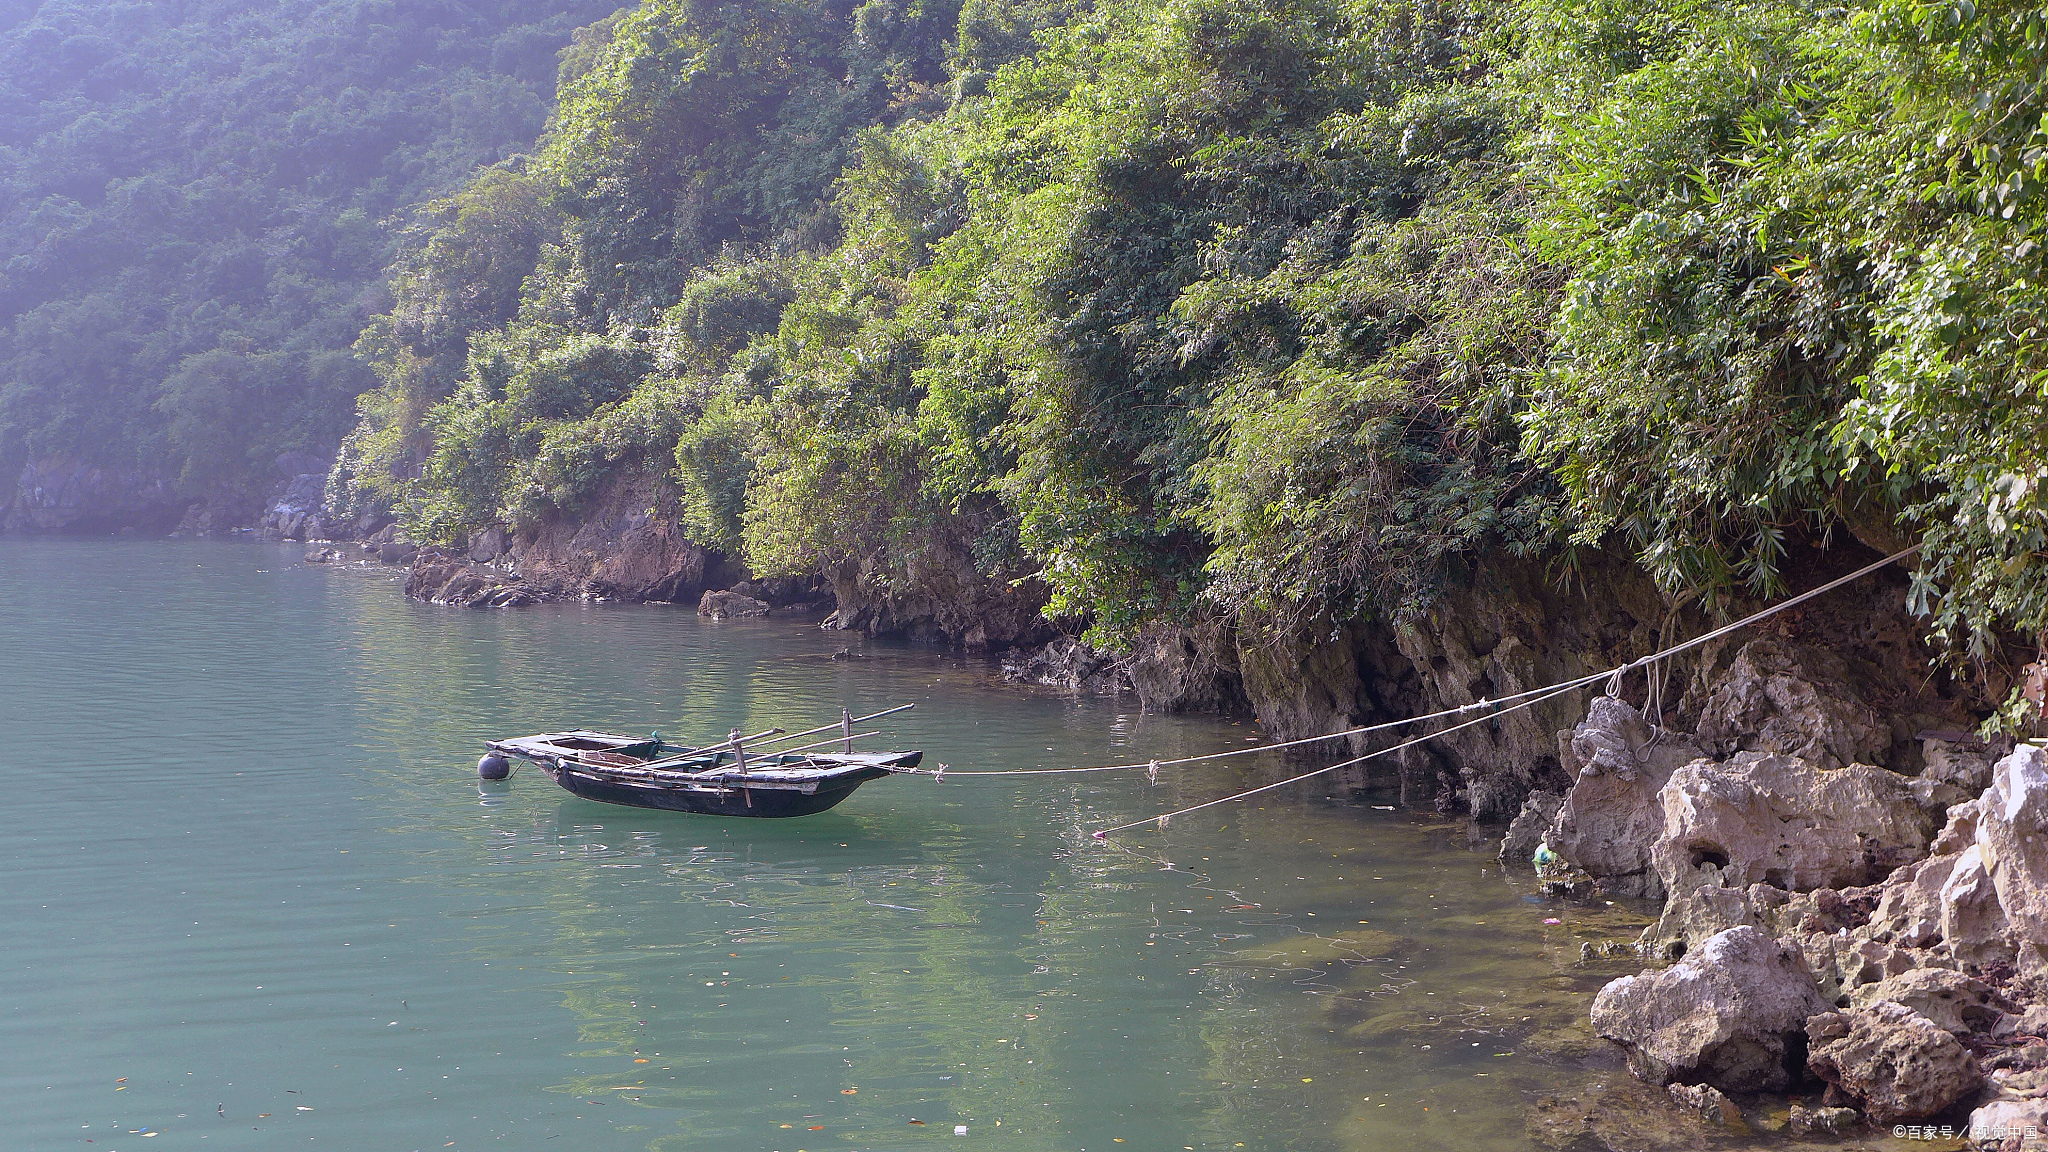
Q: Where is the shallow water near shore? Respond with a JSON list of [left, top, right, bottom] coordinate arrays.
[[2, 537, 1876, 1152]]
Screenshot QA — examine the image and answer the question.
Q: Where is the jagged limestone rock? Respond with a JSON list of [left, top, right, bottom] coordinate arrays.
[[1592, 926, 1831, 1092], [1500, 790, 1564, 869], [1925, 736, 1998, 794], [1806, 1001, 1982, 1124], [1648, 751, 1934, 897], [1123, 620, 1248, 713], [999, 637, 1126, 695], [1796, 932, 1950, 1008], [1975, 744, 2048, 969], [1547, 696, 1709, 900], [403, 552, 542, 608], [1848, 969, 2010, 1036], [1694, 637, 1892, 770]]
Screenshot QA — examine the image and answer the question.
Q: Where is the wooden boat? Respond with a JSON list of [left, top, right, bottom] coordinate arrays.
[[485, 706, 920, 818]]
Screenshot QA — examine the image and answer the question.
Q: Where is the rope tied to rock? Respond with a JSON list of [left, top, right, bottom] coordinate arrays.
[[1085, 544, 1922, 839]]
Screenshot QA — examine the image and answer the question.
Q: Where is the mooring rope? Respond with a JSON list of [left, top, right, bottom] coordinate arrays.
[[1089, 676, 1598, 838], [1080, 545, 1920, 837], [914, 544, 1919, 790]]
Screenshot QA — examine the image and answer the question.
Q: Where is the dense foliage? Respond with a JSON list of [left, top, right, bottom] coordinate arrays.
[[15, 0, 2032, 714], [0, 0, 627, 512]]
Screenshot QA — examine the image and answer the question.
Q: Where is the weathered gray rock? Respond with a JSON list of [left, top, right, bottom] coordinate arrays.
[[1991, 1006, 2048, 1044], [404, 551, 542, 608], [1500, 790, 1564, 869], [1592, 926, 1831, 1092], [1649, 751, 1933, 897], [1796, 932, 1944, 1007], [1000, 636, 1126, 695], [1866, 853, 1962, 950], [5, 457, 181, 534], [1636, 885, 1771, 962], [468, 526, 505, 563], [1975, 744, 2048, 964], [1925, 735, 1998, 793], [1694, 637, 1892, 770], [504, 468, 727, 604], [1969, 1096, 2048, 1151], [1664, 1082, 1744, 1127], [1787, 1104, 1861, 1136], [1848, 968, 2008, 1036], [1546, 696, 1710, 899], [1806, 1001, 1982, 1124], [1641, 881, 1892, 962], [1944, 846, 2017, 968], [1123, 620, 1249, 714], [697, 590, 769, 619]]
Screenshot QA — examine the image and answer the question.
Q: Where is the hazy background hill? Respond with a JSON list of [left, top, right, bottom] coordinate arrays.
[[0, 0, 628, 522]]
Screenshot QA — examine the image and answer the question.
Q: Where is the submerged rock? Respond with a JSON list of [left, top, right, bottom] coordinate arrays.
[[698, 589, 769, 619], [1805, 1001, 1981, 1123], [1592, 925, 1831, 1092], [1664, 1082, 1744, 1128], [1527, 1075, 1737, 1151], [1787, 1103, 1861, 1136]]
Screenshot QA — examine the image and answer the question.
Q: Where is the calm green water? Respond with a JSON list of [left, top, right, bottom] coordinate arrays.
[[0, 539, 1654, 1152]]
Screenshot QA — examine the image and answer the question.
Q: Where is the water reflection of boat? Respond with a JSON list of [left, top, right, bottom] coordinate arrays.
[[485, 705, 921, 818]]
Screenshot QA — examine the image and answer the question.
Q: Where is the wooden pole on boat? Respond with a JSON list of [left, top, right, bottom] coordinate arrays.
[[775, 731, 880, 755], [729, 728, 748, 774], [756, 703, 918, 750], [842, 708, 853, 753]]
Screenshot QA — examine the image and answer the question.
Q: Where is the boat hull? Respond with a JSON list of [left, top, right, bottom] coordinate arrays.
[[537, 753, 919, 817], [485, 730, 921, 818]]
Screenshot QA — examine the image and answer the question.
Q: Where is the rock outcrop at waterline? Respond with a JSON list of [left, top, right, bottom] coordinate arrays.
[[1591, 925, 1833, 1092], [404, 549, 544, 607], [1540, 669, 2048, 1138]]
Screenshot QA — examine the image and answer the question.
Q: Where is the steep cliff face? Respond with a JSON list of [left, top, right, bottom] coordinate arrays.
[[1111, 544, 1980, 817], [4, 458, 183, 534], [494, 469, 737, 602], [823, 525, 1057, 651], [1217, 551, 1680, 816]]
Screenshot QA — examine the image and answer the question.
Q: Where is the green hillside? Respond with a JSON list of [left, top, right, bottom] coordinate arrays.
[[339, 0, 2046, 718]]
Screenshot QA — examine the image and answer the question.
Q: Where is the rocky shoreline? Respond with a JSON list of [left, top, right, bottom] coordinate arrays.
[[1507, 674, 2048, 1149]]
